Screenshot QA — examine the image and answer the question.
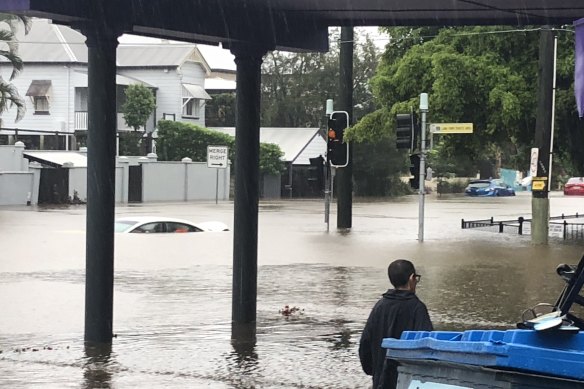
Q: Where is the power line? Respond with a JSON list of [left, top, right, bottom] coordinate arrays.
[[338, 26, 575, 45]]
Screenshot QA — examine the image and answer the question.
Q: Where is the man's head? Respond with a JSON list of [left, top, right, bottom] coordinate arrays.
[[388, 259, 419, 292]]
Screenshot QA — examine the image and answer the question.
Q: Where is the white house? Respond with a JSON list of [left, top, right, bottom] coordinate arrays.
[[0, 18, 214, 150]]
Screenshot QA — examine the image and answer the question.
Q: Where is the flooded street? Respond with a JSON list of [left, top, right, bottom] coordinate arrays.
[[1, 192, 583, 388]]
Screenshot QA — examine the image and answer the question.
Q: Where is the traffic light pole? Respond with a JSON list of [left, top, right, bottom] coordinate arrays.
[[418, 93, 428, 242]]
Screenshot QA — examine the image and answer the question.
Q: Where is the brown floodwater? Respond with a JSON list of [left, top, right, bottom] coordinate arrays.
[[1, 192, 583, 388]]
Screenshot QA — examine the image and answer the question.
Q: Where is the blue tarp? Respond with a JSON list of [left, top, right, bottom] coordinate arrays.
[[383, 329, 584, 381]]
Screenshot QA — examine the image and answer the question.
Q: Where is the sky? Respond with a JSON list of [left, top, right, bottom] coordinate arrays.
[[117, 27, 388, 72]]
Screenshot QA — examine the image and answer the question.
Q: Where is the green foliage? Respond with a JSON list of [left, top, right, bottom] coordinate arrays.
[[156, 120, 284, 175], [261, 28, 380, 126], [259, 143, 285, 175], [0, 14, 30, 125], [121, 84, 156, 131], [205, 92, 235, 127], [157, 120, 234, 161], [355, 26, 581, 181]]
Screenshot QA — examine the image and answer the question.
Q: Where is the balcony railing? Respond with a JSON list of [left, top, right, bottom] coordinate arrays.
[[75, 111, 133, 131]]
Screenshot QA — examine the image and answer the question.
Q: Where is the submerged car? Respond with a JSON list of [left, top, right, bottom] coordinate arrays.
[[115, 216, 229, 233], [564, 177, 584, 196], [464, 179, 516, 197]]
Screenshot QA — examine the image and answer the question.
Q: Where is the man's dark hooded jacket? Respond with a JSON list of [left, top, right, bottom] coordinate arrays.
[[359, 289, 433, 389]]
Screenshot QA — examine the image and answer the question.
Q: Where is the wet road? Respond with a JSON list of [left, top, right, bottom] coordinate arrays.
[[1, 192, 583, 388]]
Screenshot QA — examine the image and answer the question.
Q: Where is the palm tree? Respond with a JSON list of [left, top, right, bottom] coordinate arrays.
[[0, 14, 30, 125]]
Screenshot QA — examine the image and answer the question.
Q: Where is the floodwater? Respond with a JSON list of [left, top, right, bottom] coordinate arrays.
[[1, 192, 583, 388]]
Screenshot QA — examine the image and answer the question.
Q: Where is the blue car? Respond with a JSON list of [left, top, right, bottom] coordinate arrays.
[[465, 179, 516, 197]]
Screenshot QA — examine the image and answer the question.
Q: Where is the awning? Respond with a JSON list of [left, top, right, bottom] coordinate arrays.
[[182, 83, 211, 100], [26, 80, 52, 96], [23, 151, 87, 168]]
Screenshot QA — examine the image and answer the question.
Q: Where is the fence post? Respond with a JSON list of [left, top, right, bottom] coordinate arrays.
[[461, 219, 465, 229], [490, 217, 494, 225], [499, 221, 504, 233], [564, 220, 567, 240], [518, 217, 524, 235]]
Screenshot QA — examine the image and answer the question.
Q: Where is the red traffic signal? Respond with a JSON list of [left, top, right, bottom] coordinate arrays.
[[327, 112, 349, 166]]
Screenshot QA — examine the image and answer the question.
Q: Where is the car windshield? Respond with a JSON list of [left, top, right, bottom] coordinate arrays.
[[114, 220, 136, 232], [468, 181, 490, 189]]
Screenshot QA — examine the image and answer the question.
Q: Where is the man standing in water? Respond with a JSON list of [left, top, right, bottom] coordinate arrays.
[[359, 259, 433, 389]]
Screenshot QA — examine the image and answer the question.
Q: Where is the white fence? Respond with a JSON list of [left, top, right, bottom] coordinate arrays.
[[0, 144, 231, 205]]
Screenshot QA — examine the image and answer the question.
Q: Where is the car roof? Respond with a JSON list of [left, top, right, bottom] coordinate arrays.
[[115, 216, 196, 225]]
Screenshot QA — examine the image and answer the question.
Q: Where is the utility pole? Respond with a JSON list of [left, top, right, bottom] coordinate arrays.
[[337, 26, 353, 229], [531, 27, 555, 244], [418, 93, 428, 242]]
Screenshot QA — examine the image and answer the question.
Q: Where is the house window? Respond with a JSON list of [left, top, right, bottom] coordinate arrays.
[[182, 98, 200, 118], [26, 80, 52, 114], [34, 96, 50, 113]]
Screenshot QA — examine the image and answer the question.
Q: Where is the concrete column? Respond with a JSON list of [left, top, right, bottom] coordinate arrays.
[[229, 43, 268, 342], [82, 25, 121, 344], [117, 156, 130, 204], [182, 157, 192, 201], [337, 27, 353, 229]]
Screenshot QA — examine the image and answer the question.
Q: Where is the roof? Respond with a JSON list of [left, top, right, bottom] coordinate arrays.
[[3, 18, 212, 69], [23, 151, 88, 168], [196, 45, 235, 72], [209, 127, 325, 165], [4, 1, 582, 52], [204, 77, 236, 91]]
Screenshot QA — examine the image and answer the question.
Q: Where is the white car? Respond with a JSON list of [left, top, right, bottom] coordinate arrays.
[[114, 216, 229, 234]]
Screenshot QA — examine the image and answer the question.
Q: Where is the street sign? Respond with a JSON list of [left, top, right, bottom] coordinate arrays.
[[207, 145, 229, 168], [430, 123, 473, 134], [530, 148, 539, 178], [532, 177, 548, 191]]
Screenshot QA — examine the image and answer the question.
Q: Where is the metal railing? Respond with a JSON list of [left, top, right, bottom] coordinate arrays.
[[462, 213, 584, 241]]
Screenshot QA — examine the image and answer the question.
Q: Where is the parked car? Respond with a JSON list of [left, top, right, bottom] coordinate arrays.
[[464, 179, 516, 197], [564, 177, 584, 196], [115, 217, 229, 233]]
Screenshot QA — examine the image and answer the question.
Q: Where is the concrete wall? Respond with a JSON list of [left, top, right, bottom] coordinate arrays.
[[0, 144, 27, 172], [142, 161, 230, 202], [0, 172, 35, 205], [0, 148, 228, 205], [68, 165, 128, 203]]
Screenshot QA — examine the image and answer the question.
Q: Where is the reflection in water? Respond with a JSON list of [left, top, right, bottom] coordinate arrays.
[[226, 339, 259, 388], [230, 339, 258, 372], [83, 343, 114, 389]]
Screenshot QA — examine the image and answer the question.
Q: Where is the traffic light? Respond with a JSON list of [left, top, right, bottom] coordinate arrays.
[[409, 154, 420, 190], [396, 113, 414, 150], [327, 112, 349, 166], [308, 155, 325, 193]]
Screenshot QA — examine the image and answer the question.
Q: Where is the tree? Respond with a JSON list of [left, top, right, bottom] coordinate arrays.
[[121, 83, 156, 154], [347, 26, 581, 182], [156, 120, 284, 176], [122, 84, 156, 131], [0, 14, 30, 126], [261, 28, 380, 127]]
